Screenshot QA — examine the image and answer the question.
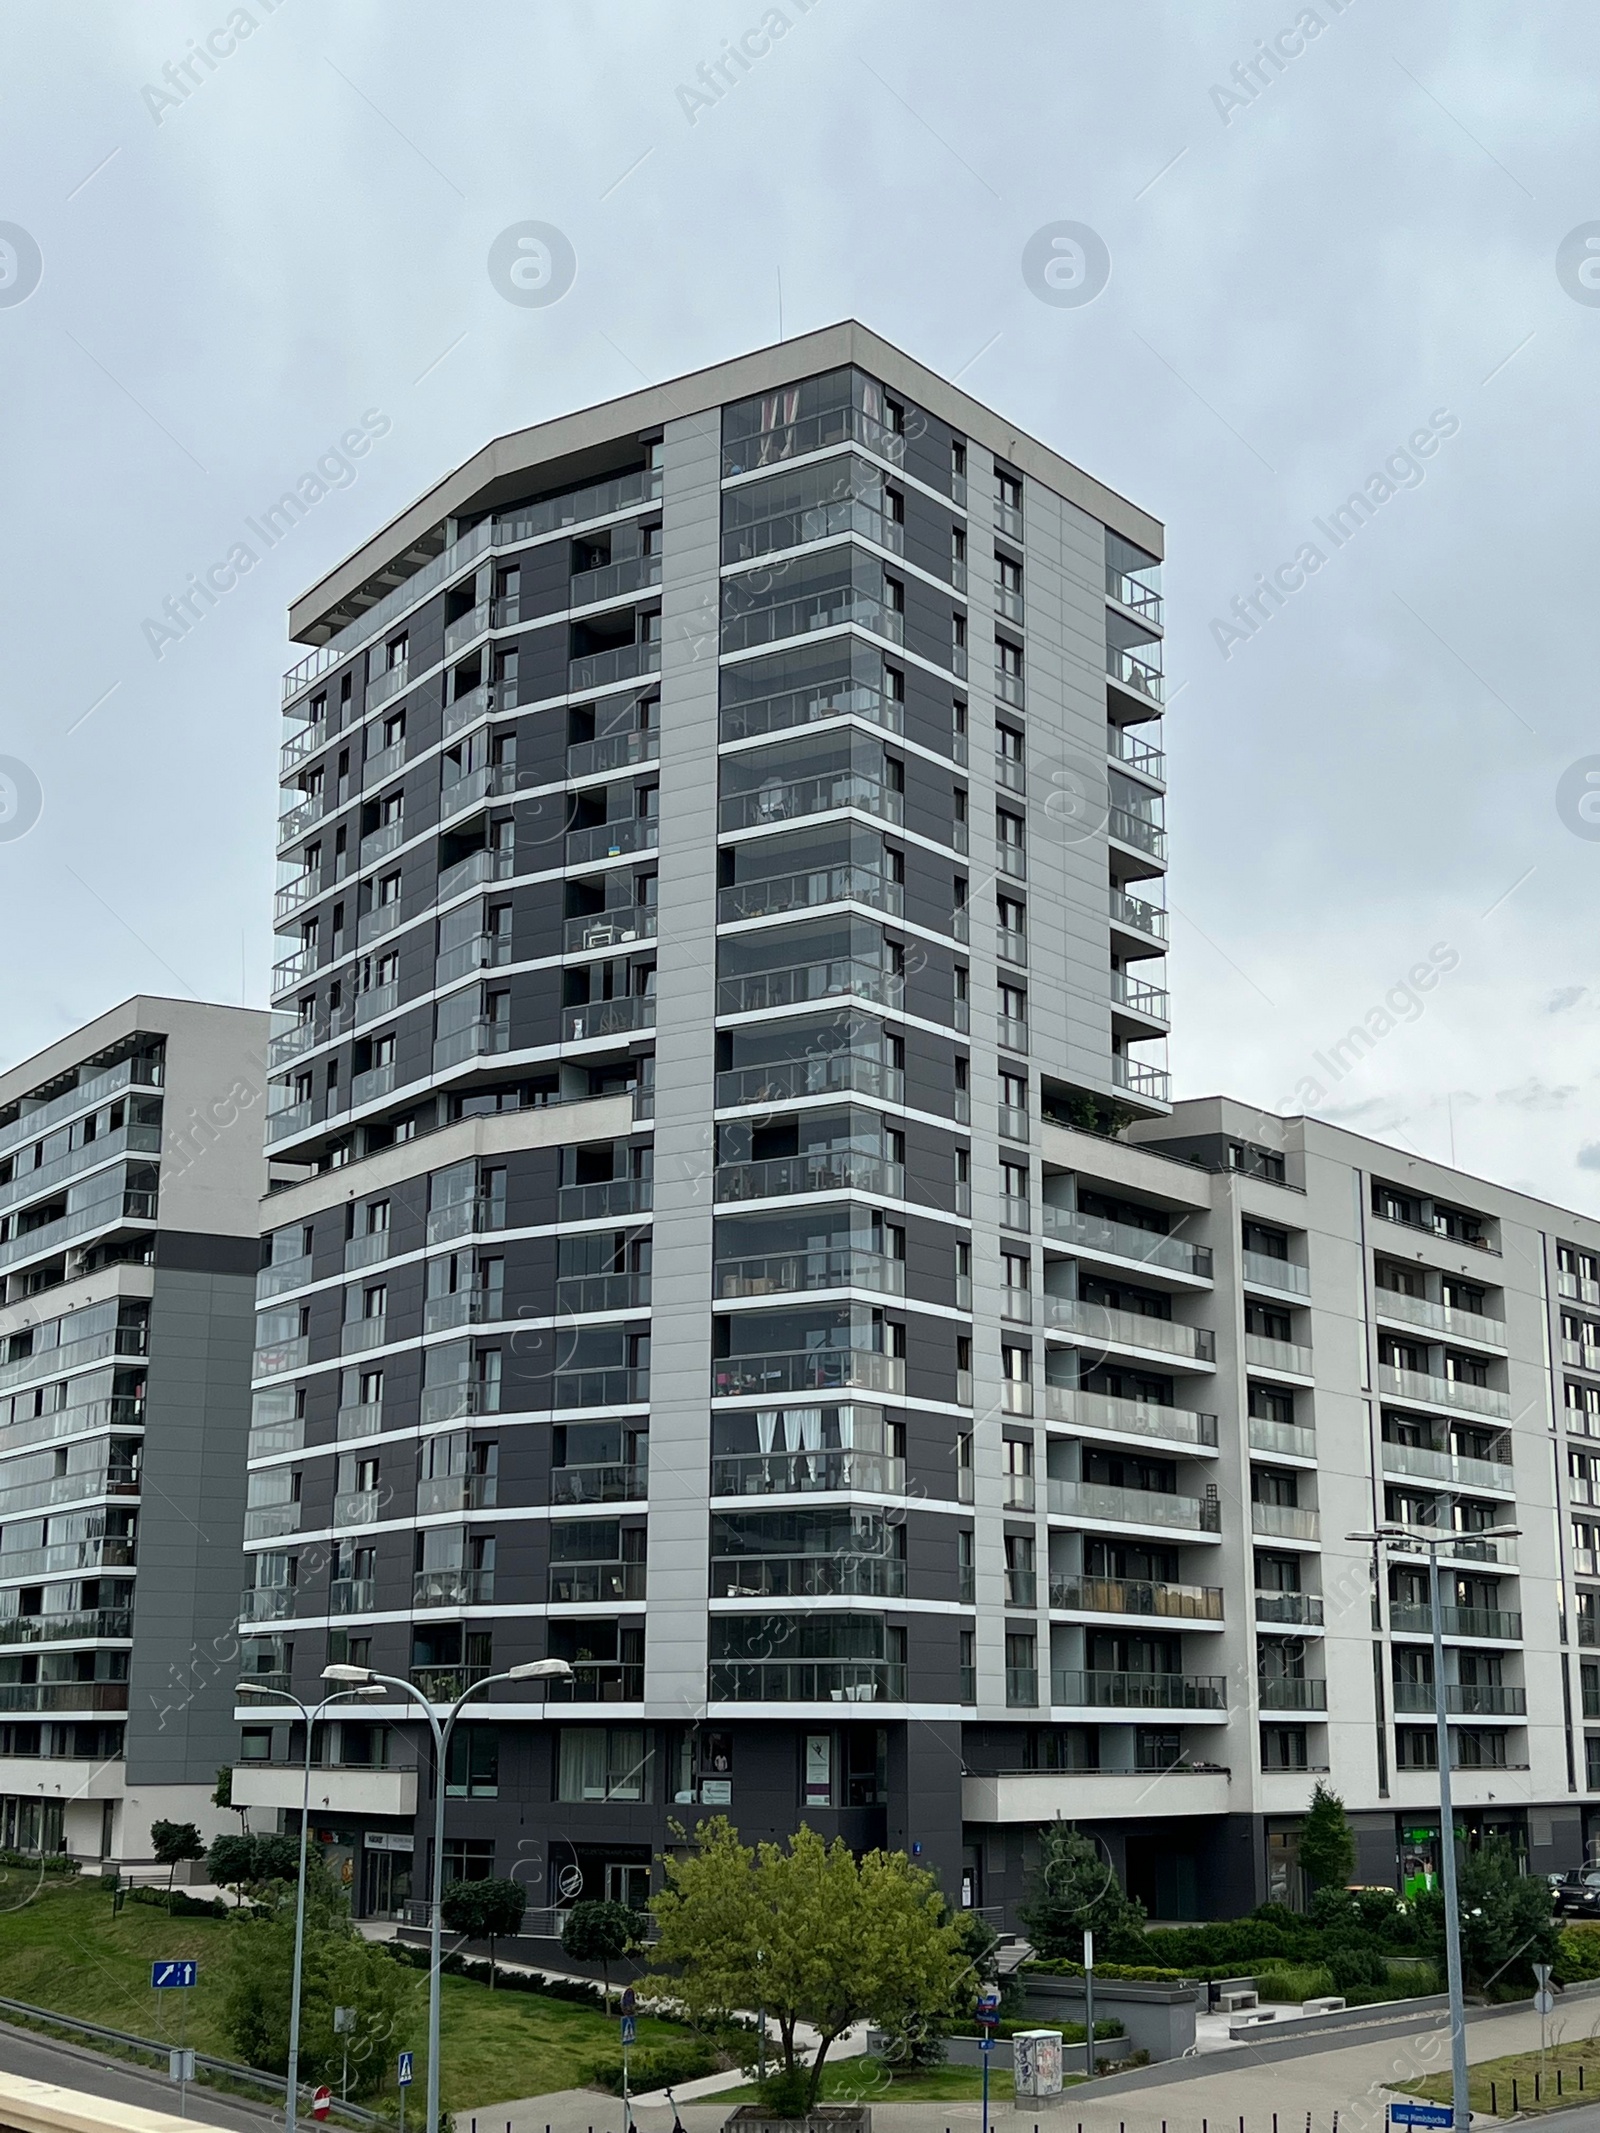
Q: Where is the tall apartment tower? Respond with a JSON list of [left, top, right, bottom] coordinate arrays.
[[0, 998, 266, 1865], [243, 322, 1171, 1921]]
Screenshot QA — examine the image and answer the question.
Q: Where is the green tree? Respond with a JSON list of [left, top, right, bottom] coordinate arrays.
[[205, 1830, 302, 1902], [441, 1876, 527, 1988], [150, 1819, 205, 1889], [212, 1766, 248, 1833], [218, 1861, 419, 2092], [648, 1817, 969, 2111], [1017, 1821, 1145, 1959], [1298, 1782, 1356, 1894], [562, 1898, 639, 2011], [1413, 1834, 1560, 1991]]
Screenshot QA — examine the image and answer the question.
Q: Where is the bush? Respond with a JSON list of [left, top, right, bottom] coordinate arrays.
[[129, 1887, 227, 1919], [756, 2064, 813, 2117], [1255, 1965, 1335, 2003], [0, 1850, 75, 1875], [1557, 1926, 1600, 1984], [1327, 1945, 1389, 1992], [586, 2035, 717, 2095], [1022, 1958, 1190, 1983]]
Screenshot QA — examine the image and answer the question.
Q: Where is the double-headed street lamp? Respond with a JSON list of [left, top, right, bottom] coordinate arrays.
[[321, 1658, 574, 2133], [1350, 1520, 1522, 2133], [232, 1678, 387, 2133]]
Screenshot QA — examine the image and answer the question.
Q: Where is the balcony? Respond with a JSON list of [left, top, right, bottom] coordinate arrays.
[[563, 996, 656, 1043], [350, 1063, 395, 1109], [722, 583, 904, 657], [722, 401, 906, 478], [0, 1608, 133, 1646], [718, 867, 901, 924], [419, 1383, 501, 1426], [1051, 1669, 1224, 1712], [1246, 1415, 1316, 1460], [1258, 1677, 1328, 1711], [564, 908, 658, 953], [715, 1055, 903, 1110], [1041, 1205, 1211, 1280], [1049, 1574, 1222, 1623], [1390, 1603, 1522, 1641], [1047, 1477, 1220, 1534], [438, 845, 516, 903], [1112, 1057, 1171, 1103], [415, 1473, 497, 1516], [1106, 563, 1164, 623], [545, 1660, 646, 1702], [1041, 1298, 1214, 1366], [253, 1334, 309, 1378], [548, 1560, 647, 1604], [714, 1249, 904, 1299], [1245, 1333, 1315, 1377], [356, 902, 405, 950], [1378, 1364, 1511, 1421], [412, 1568, 494, 1609], [1107, 806, 1166, 859], [715, 1153, 903, 1203], [410, 1663, 492, 1703], [360, 818, 405, 865], [551, 1366, 650, 1409], [556, 1178, 651, 1221], [427, 1194, 505, 1243], [550, 1462, 649, 1506], [277, 791, 326, 848], [1380, 1439, 1514, 1492], [569, 639, 662, 693], [443, 601, 491, 657], [719, 772, 903, 835], [1375, 1289, 1507, 1349], [708, 1660, 905, 1703], [1391, 1681, 1527, 1717], [1250, 1502, 1319, 1541], [1111, 972, 1169, 1024], [0, 1683, 129, 1714], [567, 727, 661, 783], [1256, 1592, 1324, 1626], [433, 1019, 512, 1073], [571, 551, 664, 611], [335, 1402, 383, 1440], [1563, 1270, 1600, 1305], [330, 1576, 378, 1615], [712, 1350, 904, 1399], [710, 1555, 906, 1600], [565, 816, 659, 865], [1041, 1382, 1218, 1450], [340, 1316, 387, 1355], [239, 1587, 295, 1624], [1108, 725, 1165, 779], [332, 1489, 382, 1527], [1242, 1250, 1310, 1296], [1110, 889, 1168, 942], [554, 1273, 652, 1314], [265, 1101, 313, 1146], [723, 499, 904, 568], [1108, 645, 1164, 705], [423, 1290, 498, 1333], [230, 1761, 418, 1818], [709, 1450, 905, 1498]]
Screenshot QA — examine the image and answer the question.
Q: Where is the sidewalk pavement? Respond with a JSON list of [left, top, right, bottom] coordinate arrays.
[[458, 1997, 1600, 2133]]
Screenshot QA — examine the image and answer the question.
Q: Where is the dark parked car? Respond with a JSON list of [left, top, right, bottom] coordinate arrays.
[[1551, 1869, 1600, 1916]]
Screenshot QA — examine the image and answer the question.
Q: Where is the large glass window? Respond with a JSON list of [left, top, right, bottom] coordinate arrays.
[[556, 1727, 651, 1803]]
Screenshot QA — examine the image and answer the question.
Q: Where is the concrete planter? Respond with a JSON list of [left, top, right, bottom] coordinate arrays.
[[1019, 1975, 1199, 2064]]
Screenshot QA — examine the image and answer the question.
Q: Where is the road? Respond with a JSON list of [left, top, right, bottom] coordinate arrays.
[[0, 2016, 281, 2132]]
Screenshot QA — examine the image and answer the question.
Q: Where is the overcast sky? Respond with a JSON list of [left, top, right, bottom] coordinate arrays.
[[1, 3, 1595, 1206]]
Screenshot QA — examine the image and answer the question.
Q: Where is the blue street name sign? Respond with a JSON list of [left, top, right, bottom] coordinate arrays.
[[151, 1961, 197, 1989], [1390, 2108, 1452, 2128], [397, 2052, 414, 2087]]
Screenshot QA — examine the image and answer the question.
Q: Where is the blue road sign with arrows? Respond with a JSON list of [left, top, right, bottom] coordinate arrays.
[[151, 1960, 197, 1989]]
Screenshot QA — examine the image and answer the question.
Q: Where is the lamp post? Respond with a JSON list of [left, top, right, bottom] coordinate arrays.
[[231, 1680, 386, 2133], [1350, 1521, 1521, 2133], [321, 1657, 573, 2133]]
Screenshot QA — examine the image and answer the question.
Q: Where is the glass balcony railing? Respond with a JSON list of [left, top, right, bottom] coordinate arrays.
[[718, 867, 901, 924], [1390, 1602, 1521, 1640], [554, 1273, 652, 1315], [1040, 1299, 1214, 1365], [565, 816, 659, 865], [567, 728, 660, 780], [1244, 1333, 1314, 1376], [714, 1249, 904, 1299], [1250, 1502, 1319, 1540], [550, 1462, 648, 1506], [239, 1586, 295, 1623], [1247, 1416, 1316, 1458], [426, 1195, 505, 1244], [551, 1366, 650, 1409], [1049, 1574, 1222, 1622], [419, 1382, 500, 1426], [715, 1153, 903, 1203], [1040, 1383, 1218, 1448], [709, 1450, 904, 1498], [1108, 644, 1164, 704], [1258, 1677, 1328, 1711], [1374, 1288, 1507, 1348], [1041, 1204, 1210, 1278], [545, 1661, 645, 1702], [1255, 1592, 1324, 1626], [415, 1473, 496, 1516], [710, 1555, 905, 1600], [719, 772, 903, 835], [548, 1561, 647, 1605], [1113, 1056, 1171, 1103], [1047, 1477, 1219, 1533], [0, 1607, 133, 1646], [1377, 1364, 1511, 1421], [433, 1019, 512, 1072], [563, 996, 656, 1042], [556, 1178, 651, 1221], [1110, 889, 1168, 941], [410, 1662, 492, 1703], [1241, 1249, 1309, 1295], [722, 499, 904, 568], [714, 1057, 902, 1108], [569, 640, 662, 693], [441, 764, 517, 821], [1107, 806, 1166, 858], [412, 1568, 493, 1609], [1108, 724, 1165, 777], [0, 1682, 130, 1714], [1106, 563, 1164, 623], [717, 957, 902, 1017], [712, 1351, 904, 1399], [1391, 1680, 1527, 1717], [570, 552, 664, 610], [1051, 1669, 1224, 1710], [1111, 972, 1170, 1022], [563, 907, 658, 953], [708, 1659, 905, 1702], [1380, 1439, 1513, 1492]]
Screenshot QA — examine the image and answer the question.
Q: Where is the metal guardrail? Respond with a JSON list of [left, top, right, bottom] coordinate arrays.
[[0, 1992, 385, 2126]]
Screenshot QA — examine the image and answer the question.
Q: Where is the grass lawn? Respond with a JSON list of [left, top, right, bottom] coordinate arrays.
[[0, 1872, 689, 2112], [718, 2061, 1024, 2104], [1399, 2036, 1600, 2117]]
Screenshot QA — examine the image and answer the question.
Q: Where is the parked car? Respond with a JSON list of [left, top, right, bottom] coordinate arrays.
[[1551, 1869, 1600, 1917]]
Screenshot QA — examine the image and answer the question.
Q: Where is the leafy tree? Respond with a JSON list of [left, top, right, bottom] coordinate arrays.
[[212, 1766, 248, 1832], [442, 1876, 527, 1988], [1298, 1782, 1356, 1894], [219, 1859, 419, 2091], [150, 1820, 205, 1889], [206, 1830, 302, 1903], [1018, 1822, 1145, 1960], [562, 1898, 639, 2011], [1413, 1835, 1559, 1992], [648, 1817, 969, 2110]]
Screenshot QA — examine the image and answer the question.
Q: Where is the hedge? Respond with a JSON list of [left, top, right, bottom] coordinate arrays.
[[585, 2037, 717, 2094]]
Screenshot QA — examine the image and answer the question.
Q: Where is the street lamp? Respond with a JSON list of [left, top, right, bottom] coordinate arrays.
[[320, 1657, 574, 2133], [1350, 1521, 1522, 2133], [231, 1679, 386, 2133]]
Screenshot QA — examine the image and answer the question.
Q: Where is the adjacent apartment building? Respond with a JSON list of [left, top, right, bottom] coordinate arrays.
[[239, 318, 1600, 1930], [0, 998, 266, 1865]]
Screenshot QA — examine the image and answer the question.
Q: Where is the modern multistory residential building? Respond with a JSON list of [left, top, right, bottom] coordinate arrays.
[[242, 319, 1171, 1922], [241, 318, 1600, 1931], [0, 998, 267, 1866]]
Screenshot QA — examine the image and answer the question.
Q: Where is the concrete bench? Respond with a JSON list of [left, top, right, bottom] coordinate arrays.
[[1217, 1990, 1259, 2013], [1302, 1996, 1348, 2016], [1227, 2010, 1277, 2037]]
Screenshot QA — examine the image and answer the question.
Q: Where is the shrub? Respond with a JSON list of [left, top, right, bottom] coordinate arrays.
[[1022, 1958, 1190, 1983], [1557, 1926, 1600, 1984], [755, 2064, 813, 2117], [586, 2035, 717, 2095], [1255, 1965, 1334, 2003], [1327, 1945, 1388, 1992], [129, 1887, 227, 1919]]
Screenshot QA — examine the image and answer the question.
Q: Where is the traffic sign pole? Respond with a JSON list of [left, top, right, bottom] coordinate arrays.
[[397, 2050, 413, 2133], [1083, 1930, 1095, 2082], [976, 1984, 1000, 2133]]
